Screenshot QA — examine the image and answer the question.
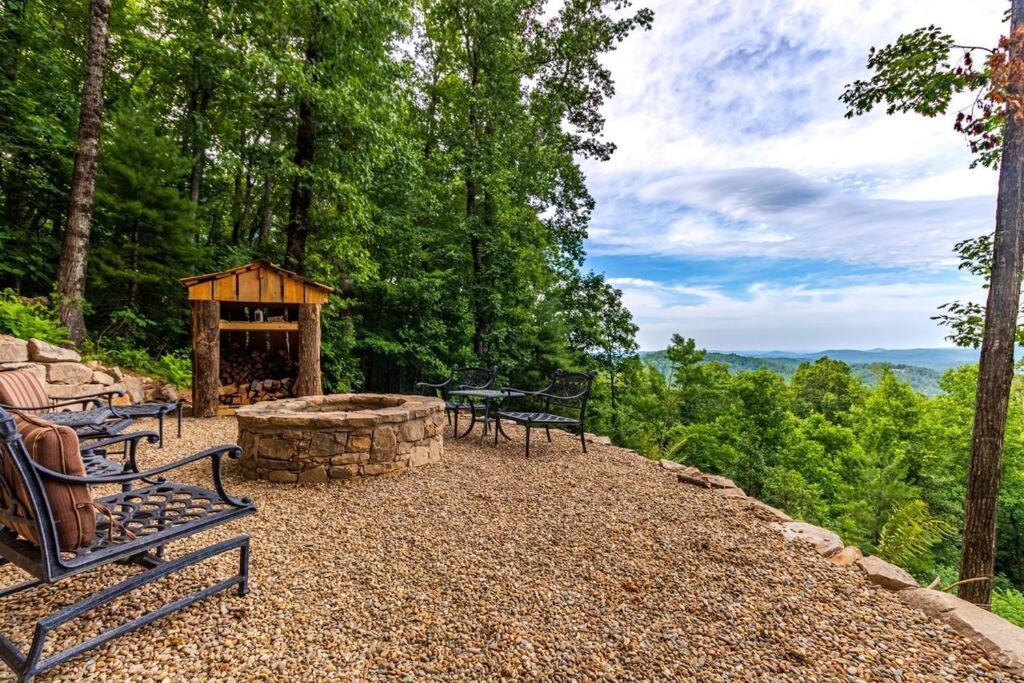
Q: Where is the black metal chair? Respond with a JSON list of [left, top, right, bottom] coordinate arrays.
[[495, 370, 596, 457], [415, 366, 496, 435], [0, 407, 255, 682]]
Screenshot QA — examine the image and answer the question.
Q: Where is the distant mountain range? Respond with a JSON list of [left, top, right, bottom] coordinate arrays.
[[720, 348, 979, 371], [640, 348, 979, 396]]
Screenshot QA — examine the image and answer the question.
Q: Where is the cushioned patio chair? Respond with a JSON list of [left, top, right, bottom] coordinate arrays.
[[415, 366, 496, 435], [0, 369, 132, 439], [495, 370, 596, 457], [0, 406, 255, 682]]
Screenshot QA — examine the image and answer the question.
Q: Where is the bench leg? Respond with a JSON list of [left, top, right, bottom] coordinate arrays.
[[545, 426, 551, 442], [525, 423, 531, 457], [158, 414, 165, 448], [177, 402, 183, 438], [1, 535, 250, 682]]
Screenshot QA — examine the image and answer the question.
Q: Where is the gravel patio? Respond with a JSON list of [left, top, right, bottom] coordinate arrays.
[[0, 417, 1012, 682]]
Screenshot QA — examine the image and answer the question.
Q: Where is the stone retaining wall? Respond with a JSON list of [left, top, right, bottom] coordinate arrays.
[[236, 394, 445, 483], [0, 335, 179, 404]]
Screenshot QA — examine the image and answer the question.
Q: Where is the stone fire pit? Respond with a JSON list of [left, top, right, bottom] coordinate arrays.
[[235, 394, 445, 483]]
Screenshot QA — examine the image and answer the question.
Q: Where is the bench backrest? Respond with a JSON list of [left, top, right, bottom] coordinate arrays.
[[453, 367, 496, 391], [543, 370, 596, 420], [0, 407, 62, 581]]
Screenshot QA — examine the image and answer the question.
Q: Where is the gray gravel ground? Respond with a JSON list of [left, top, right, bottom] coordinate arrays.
[[0, 417, 1015, 682]]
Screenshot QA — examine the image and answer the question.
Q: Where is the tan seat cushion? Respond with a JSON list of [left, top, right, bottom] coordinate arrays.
[[0, 370, 49, 412], [0, 413, 96, 551]]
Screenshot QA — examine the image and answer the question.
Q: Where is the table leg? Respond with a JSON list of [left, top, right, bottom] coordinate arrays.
[[456, 403, 477, 439], [478, 398, 492, 443]]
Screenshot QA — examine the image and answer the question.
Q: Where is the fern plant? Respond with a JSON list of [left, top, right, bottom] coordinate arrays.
[[992, 587, 1024, 627], [0, 290, 72, 346], [877, 499, 953, 574]]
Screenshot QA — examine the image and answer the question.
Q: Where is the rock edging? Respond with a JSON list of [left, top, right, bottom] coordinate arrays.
[[0, 335, 180, 405], [658, 456, 1024, 674]]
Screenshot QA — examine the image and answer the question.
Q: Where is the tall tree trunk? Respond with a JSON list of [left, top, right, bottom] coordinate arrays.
[[183, 0, 211, 213], [56, 0, 111, 345], [284, 12, 321, 274], [128, 218, 139, 307], [464, 33, 486, 356], [959, 0, 1024, 607], [229, 164, 243, 243], [253, 174, 274, 244]]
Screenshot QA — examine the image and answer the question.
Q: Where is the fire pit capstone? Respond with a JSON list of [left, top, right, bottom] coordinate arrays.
[[235, 394, 445, 483]]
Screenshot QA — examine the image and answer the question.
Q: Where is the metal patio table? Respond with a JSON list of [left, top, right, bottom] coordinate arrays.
[[447, 388, 524, 442], [112, 401, 184, 448]]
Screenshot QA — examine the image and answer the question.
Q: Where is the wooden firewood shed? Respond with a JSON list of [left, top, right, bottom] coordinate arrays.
[[180, 260, 332, 417]]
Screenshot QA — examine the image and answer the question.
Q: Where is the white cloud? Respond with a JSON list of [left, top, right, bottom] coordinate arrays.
[[590, 167, 993, 266], [581, 0, 1004, 266], [582, 0, 1006, 348]]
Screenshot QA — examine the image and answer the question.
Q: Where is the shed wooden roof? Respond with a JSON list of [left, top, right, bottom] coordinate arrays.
[[181, 260, 332, 304]]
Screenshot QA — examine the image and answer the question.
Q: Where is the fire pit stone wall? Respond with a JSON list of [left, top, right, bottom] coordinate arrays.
[[235, 394, 445, 483]]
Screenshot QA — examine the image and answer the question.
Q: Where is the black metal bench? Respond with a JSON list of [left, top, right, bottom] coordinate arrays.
[[0, 407, 255, 682], [495, 370, 596, 456]]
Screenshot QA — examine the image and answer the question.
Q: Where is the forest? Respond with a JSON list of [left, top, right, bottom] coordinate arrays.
[[2, 0, 1024, 625], [0, 0, 647, 392]]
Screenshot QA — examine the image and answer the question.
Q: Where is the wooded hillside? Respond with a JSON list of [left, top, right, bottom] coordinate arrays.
[[0, 0, 649, 392]]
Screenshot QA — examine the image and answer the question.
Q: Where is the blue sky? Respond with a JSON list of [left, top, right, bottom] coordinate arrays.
[[582, 0, 1005, 351]]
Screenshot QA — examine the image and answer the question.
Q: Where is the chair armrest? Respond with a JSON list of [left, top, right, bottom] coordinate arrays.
[[81, 431, 160, 473], [31, 444, 251, 508], [415, 379, 452, 391], [0, 398, 104, 411], [59, 388, 125, 408], [498, 387, 541, 396]]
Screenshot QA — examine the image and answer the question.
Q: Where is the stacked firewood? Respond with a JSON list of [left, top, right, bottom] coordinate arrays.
[[219, 346, 297, 407]]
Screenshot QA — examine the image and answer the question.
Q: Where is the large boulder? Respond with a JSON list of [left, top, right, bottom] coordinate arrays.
[[901, 588, 1024, 674], [660, 459, 702, 478], [0, 335, 29, 363], [704, 474, 739, 490], [775, 521, 844, 558], [856, 555, 919, 590], [92, 370, 116, 386], [45, 383, 105, 399], [829, 545, 863, 566], [28, 338, 80, 363], [743, 497, 792, 523], [117, 376, 146, 404], [47, 362, 94, 385], [157, 383, 181, 403]]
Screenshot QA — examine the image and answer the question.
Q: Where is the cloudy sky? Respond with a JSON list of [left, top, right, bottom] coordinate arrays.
[[581, 0, 1006, 351]]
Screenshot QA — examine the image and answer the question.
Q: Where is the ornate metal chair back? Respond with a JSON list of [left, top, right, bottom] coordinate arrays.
[[0, 407, 62, 581], [543, 370, 596, 420], [453, 367, 496, 391]]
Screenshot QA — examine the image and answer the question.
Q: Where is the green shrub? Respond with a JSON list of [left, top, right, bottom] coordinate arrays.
[[992, 587, 1024, 628], [86, 347, 192, 389], [0, 290, 71, 346]]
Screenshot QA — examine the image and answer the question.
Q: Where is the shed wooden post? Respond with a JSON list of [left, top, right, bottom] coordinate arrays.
[[191, 300, 220, 417], [295, 303, 322, 396]]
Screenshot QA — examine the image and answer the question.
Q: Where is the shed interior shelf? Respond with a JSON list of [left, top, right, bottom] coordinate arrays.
[[218, 321, 299, 332]]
